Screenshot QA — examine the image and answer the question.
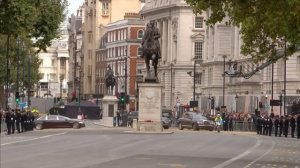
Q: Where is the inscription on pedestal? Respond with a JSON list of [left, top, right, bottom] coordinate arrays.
[[108, 104, 114, 117]]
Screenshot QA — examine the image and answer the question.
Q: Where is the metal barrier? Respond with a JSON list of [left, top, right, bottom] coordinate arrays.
[[223, 121, 256, 132]]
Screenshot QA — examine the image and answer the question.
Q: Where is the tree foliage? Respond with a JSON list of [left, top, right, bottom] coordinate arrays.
[[185, 0, 300, 62], [0, 0, 67, 102]]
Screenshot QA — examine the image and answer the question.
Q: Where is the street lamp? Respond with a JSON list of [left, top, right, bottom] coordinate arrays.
[[235, 94, 238, 113], [279, 93, 283, 116], [222, 55, 227, 108], [60, 75, 64, 101], [27, 54, 32, 109]]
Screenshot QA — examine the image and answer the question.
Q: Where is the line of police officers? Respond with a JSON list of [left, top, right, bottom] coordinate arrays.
[[256, 113, 300, 139], [4, 109, 35, 135]]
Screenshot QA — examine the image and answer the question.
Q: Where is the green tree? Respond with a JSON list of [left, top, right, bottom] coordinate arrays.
[[0, 0, 67, 108], [185, 0, 300, 62]]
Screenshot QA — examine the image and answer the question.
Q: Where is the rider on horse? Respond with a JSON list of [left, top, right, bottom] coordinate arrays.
[[141, 21, 161, 59]]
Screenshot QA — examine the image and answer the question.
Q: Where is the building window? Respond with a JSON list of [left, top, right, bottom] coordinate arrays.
[[138, 47, 143, 56], [137, 64, 144, 75], [88, 50, 92, 59], [60, 58, 66, 67], [195, 16, 204, 29], [88, 32, 92, 43], [51, 59, 55, 67], [102, 2, 109, 16], [137, 30, 144, 39], [194, 42, 203, 60], [195, 72, 202, 85]]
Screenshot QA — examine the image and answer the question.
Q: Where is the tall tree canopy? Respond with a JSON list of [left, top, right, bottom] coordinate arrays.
[[185, 0, 300, 62], [0, 0, 67, 106]]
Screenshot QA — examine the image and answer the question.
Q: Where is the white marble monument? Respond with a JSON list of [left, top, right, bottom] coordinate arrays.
[[138, 83, 163, 132]]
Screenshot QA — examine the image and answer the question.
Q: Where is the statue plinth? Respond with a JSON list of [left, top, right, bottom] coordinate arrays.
[[144, 76, 158, 83], [137, 83, 163, 132], [100, 95, 118, 127]]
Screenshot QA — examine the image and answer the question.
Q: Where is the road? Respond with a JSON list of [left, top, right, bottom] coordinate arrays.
[[1, 122, 299, 168]]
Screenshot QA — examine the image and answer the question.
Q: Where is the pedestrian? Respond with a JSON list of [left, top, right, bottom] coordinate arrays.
[[228, 116, 233, 131], [268, 116, 273, 136], [5, 111, 13, 135], [279, 116, 284, 137], [10, 110, 16, 134], [290, 113, 296, 138], [274, 115, 279, 137], [256, 116, 261, 135], [15, 109, 22, 133], [297, 114, 300, 139], [21, 111, 27, 132], [283, 115, 289, 138]]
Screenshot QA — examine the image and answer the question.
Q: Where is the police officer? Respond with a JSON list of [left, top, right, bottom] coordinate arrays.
[[283, 115, 289, 138], [279, 116, 284, 137], [256, 116, 261, 135], [5, 111, 12, 135], [268, 116, 273, 136], [290, 113, 296, 138], [21, 111, 27, 132], [15, 109, 22, 133], [274, 115, 279, 137], [297, 114, 300, 139]]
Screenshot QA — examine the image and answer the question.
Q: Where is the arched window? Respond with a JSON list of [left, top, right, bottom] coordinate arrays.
[[137, 30, 144, 39]]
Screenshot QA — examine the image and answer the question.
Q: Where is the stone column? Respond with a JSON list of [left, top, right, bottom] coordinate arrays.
[[162, 19, 168, 62]]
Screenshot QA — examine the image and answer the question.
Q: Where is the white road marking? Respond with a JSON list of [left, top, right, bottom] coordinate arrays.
[[243, 139, 275, 168], [213, 136, 262, 168], [0, 132, 67, 146]]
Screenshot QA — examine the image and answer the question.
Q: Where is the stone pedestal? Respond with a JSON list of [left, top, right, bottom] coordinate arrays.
[[101, 95, 118, 127], [138, 83, 163, 132]]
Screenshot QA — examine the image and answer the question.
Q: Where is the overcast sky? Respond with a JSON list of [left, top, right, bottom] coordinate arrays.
[[67, 0, 84, 16]]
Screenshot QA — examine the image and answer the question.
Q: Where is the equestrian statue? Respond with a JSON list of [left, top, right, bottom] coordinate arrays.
[[105, 65, 116, 95], [141, 20, 161, 78]]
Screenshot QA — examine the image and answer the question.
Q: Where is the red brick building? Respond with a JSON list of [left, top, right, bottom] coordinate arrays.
[[95, 13, 145, 111]]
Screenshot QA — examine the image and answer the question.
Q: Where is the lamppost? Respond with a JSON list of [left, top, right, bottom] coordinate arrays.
[[16, 37, 21, 108], [222, 55, 227, 107], [5, 35, 10, 110], [235, 94, 238, 113], [279, 93, 283, 116], [60, 75, 64, 101], [283, 39, 287, 115], [27, 54, 32, 109]]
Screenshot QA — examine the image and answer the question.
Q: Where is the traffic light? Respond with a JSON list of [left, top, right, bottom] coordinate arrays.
[[15, 92, 20, 103], [119, 93, 126, 104], [211, 97, 215, 109]]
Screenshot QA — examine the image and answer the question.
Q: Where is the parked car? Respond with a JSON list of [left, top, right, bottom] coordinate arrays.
[[127, 111, 139, 127], [177, 112, 215, 131], [34, 115, 85, 130], [161, 112, 172, 129]]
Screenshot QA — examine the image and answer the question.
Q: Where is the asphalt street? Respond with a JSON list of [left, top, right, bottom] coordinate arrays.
[[0, 122, 299, 168]]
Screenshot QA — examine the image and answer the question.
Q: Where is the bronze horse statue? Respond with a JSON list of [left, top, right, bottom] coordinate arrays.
[[141, 21, 161, 77], [105, 65, 116, 95]]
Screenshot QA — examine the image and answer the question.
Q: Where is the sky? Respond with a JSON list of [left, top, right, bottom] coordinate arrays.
[[67, 0, 84, 16]]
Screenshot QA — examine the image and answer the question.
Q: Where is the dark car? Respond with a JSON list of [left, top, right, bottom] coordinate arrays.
[[34, 115, 85, 130], [161, 112, 172, 129], [177, 112, 215, 131], [127, 111, 139, 127]]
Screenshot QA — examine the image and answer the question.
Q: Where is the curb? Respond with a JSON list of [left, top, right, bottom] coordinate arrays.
[[123, 130, 174, 134]]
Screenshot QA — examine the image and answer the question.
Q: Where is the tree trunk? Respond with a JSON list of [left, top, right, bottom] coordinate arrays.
[[0, 84, 5, 109]]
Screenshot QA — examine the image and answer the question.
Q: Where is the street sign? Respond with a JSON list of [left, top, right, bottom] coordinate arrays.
[[270, 100, 282, 106]]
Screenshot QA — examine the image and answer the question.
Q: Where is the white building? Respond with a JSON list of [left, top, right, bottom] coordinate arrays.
[[141, 0, 300, 115], [37, 23, 69, 99]]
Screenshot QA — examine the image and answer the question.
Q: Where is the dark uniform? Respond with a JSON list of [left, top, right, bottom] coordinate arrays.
[[279, 116, 284, 137], [268, 117, 273, 136], [256, 116, 262, 135], [21, 112, 27, 132], [290, 115, 296, 138], [5, 112, 14, 135], [15, 111, 22, 133], [274, 116, 279, 137], [297, 114, 300, 139], [283, 116, 289, 138], [228, 116, 233, 131]]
